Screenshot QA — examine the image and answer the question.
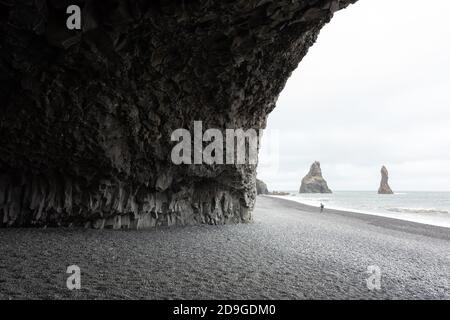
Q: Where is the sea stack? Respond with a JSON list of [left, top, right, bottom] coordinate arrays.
[[256, 179, 269, 195], [378, 166, 394, 194], [299, 161, 332, 193]]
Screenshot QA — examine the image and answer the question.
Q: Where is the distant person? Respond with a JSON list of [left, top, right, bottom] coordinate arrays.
[[320, 203, 324, 213]]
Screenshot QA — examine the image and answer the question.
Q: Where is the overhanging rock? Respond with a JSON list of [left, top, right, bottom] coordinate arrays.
[[0, 0, 356, 228]]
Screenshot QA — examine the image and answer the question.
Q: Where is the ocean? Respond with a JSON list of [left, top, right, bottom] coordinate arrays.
[[273, 191, 450, 228]]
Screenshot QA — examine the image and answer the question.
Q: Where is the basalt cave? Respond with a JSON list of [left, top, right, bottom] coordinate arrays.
[[0, 0, 356, 228]]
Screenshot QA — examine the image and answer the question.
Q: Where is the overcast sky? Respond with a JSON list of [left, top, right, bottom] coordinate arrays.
[[258, 0, 450, 192]]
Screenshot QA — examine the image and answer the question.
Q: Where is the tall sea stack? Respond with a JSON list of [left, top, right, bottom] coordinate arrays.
[[378, 166, 394, 194], [299, 161, 332, 194]]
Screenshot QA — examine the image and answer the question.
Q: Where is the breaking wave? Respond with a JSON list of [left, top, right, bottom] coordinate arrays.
[[387, 207, 450, 214]]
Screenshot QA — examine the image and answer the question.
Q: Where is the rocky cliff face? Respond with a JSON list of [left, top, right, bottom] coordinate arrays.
[[256, 179, 269, 195], [299, 161, 332, 193], [378, 166, 394, 194], [0, 0, 355, 228]]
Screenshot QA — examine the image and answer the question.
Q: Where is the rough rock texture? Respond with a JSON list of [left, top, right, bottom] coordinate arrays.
[[299, 161, 332, 193], [0, 0, 355, 228], [378, 166, 394, 194], [256, 179, 269, 195]]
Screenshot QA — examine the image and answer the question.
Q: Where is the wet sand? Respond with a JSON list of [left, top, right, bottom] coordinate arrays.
[[0, 196, 449, 299]]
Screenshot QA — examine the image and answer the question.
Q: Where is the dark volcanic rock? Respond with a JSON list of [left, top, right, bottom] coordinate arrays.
[[378, 166, 394, 194], [256, 179, 269, 195], [0, 0, 356, 228], [299, 161, 332, 194]]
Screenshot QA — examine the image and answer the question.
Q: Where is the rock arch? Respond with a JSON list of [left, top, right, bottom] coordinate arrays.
[[0, 0, 356, 227]]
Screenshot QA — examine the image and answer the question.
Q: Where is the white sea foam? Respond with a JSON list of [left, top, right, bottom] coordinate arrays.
[[269, 191, 450, 228], [386, 207, 450, 214]]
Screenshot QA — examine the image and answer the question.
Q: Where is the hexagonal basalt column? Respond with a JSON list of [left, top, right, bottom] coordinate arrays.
[[0, 0, 356, 227]]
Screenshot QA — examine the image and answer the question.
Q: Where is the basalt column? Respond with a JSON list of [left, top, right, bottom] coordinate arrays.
[[0, 0, 356, 228]]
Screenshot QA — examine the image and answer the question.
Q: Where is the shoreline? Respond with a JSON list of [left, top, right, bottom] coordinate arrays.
[[268, 194, 450, 229], [0, 196, 449, 299]]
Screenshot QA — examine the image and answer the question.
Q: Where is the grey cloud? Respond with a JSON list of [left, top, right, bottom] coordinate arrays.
[[259, 0, 450, 191]]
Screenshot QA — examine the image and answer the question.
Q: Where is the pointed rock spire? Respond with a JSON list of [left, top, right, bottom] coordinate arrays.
[[378, 165, 394, 194], [299, 161, 332, 193]]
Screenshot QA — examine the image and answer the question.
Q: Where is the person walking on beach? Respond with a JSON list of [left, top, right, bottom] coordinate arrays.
[[320, 203, 324, 213]]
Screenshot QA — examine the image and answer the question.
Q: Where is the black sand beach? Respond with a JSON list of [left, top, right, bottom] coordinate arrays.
[[0, 196, 449, 300]]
